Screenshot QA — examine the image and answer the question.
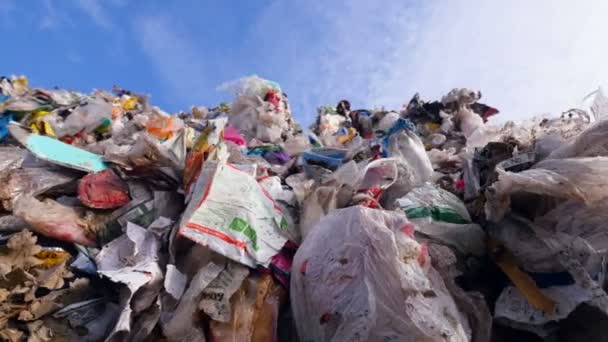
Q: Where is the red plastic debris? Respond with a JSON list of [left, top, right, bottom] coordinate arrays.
[[264, 89, 281, 108], [78, 169, 130, 209]]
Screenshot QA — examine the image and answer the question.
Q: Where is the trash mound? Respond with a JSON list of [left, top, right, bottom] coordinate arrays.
[[1, 74, 608, 341]]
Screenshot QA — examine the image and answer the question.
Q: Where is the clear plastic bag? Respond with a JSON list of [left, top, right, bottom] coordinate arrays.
[[485, 157, 608, 222], [55, 97, 113, 138], [291, 206, 470, 342], [0, 167, 76, 210]]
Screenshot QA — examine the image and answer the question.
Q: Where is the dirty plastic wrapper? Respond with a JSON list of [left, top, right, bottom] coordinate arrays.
[[291, 206, 470, 342], [179, 156, 288, 268], [13, 195, 96, 246], [396, 183, 486, 256], [96, 222, 164, 342]]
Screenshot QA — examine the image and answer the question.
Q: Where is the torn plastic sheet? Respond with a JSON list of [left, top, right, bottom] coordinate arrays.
[[0, 146, 25, 175], [161, 260, 224, 342], [164, 265, 187, 300], [9, 123, 109, 172], [95, 222, 164, 342], [0, 166, 77, 210], [587, 87, 608, 122], [99, 186, 181, 245], [547, 118, 608, 159], [160, 129, 187, 171], [199, 261, 249, 322], [13, 195, 96, 246], [179, 150, 287, 268]]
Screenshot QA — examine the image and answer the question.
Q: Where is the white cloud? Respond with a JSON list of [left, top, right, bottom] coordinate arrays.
[[75, 0, 113, 30], [39, 0, 65, 30], [252, 0, 608, 123], [0, 0, 15, 27], [66, 50, 82, 64], [133, 14, 210, 105]]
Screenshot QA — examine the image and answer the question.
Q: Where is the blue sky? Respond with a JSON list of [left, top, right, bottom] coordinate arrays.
[[2, 0, 608, 125]]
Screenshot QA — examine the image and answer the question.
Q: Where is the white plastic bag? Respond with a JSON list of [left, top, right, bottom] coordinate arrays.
[[485, 157, 608, 222], [291, 206, 470, 342], [395, 184, 485, 256], [547, 119, 608, 159], [178, 152, 288, 268], [217, 75, 280, 98], [382, 128, 434, 205]]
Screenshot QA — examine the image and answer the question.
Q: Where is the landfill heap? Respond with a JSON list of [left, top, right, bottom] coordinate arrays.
[[0, 74, 608, 341]]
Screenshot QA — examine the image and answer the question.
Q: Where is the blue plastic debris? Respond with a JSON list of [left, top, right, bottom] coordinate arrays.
[[8, 123, 109, 172]]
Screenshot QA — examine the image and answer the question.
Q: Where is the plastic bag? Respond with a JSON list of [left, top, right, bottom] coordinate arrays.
[[547, 119, 608, 159], [55, 97, 113, 138], [456, 107, 484, 139], [382, 122, 434, 204], [291, 206, 470, 342], [298, 161, 360, 240], [217, 75, 281, 98], [178, 149, 288, 268], [395, 184, 485, 256], [229, 96, 289, 144], [282, 135, 310, 157], [0, 166, 76, 210], [352, 158, 398, 208], [13, 195, 96, 246], [0, 147, 25, 176], [485, 157, 608, 222], [223, 125, 246, 147], [146, 116, 184, 140]]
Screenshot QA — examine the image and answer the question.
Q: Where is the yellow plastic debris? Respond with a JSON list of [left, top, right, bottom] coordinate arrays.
[[34, 249, 71, 268], [490, 239, 556, 314], [121, 97, 137, 111]]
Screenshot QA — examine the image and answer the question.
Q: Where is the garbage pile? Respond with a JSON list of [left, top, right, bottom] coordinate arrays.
[[1, 74, 608, 341]]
